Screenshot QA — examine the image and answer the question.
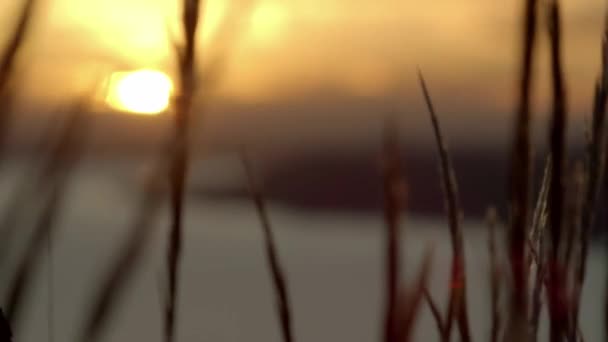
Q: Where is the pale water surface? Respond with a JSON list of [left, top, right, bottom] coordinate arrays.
[[0, 159, 605, 342]]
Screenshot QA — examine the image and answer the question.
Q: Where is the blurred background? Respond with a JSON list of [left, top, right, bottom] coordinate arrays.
[[2, 0, 608, 213], [0, 0, 606, 341]]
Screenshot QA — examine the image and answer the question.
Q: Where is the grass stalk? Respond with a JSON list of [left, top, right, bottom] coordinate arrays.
[[0, 0, 40, 265], [0, 309, 10, 342], [423, 288, 446, 340], [240, 151, 293, 342], [2, 103, 85, 332], [418, 70, 471, 342], [507, 0, 538, 336], [381, 115, 404, 342], [571, 7, 608, 336], [528, 159, 551, 341], [163, 1, 202, 341], [0, 0, 38, 160], [394, 248, 434, 342], [78, 171, 164, 342], [3, 187, 62, 331], [486, 208, 502, 342], [0, 0, 37, 92], [546, 1, 569, 340], [563, 163, 585, 273], [528, 158, 551, 269]]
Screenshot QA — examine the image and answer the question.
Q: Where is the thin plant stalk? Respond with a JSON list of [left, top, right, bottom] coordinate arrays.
[[604, 151, 608, 342], [240, 152, 293, 342], [78, 171, 165, 342], [0, 309, 11, 342], [486, 208, 501, 342], [546, 1, 569, 341], [3, 187, 62, 330], [572, 7, 608, 335], [394, 249, 434, 342], [528, 157, 551, 269], [2, 104, 85, 332], [0, 0, 38, 163], [164, 1, 202, 341], [47, 218, 54, 342], [0, 0, 38, 92], [381, 115, 404, 342], [507, 0, 538, 337], [529, 158, 551, 342], [0, 0, 40, 265], [563, 163, 585, 273], [423, 289, 446, 340], [418, 70, 471, 342]]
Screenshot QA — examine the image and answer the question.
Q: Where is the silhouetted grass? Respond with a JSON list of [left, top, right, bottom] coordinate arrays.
[[1, 1, 608, 342], [0, 308, 11, 342], [394, 248, 434, 342], [2, 102, 87, 333], [381, 115, 404, 342], [486, 208, 502, 342], [0, 0, 38, 159], [0, 0, 41, 267], [572, 6, 608, 335], [241, 151, 294, 342], [163, 0, 202, 341], [423, 287, 445, 339], [77, 166, 165, 342], [506, 0, 537, 337], [546, 1, 569, 340], [418, 70, 471, 342], [529, 158, 551, 342]]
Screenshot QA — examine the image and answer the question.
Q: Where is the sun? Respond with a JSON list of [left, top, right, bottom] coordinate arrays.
[[106, 69, 173, 115], [249, 3, 286, 42]]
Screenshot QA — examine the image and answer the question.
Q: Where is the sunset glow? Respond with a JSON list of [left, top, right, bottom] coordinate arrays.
[[105, 70, 173, 115], [248, 3, 286, 42], [0, 0, 606, 114]]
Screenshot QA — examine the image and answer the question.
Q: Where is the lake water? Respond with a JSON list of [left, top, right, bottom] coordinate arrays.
[[1, 159, 606, 341]]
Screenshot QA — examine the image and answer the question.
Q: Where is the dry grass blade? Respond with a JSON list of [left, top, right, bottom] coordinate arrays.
[[0, 0, 41, 262], [0, 135, 72, 269], [0, 102, 87, 270], [417, 70, 471, 342], [423, 288, 445, 339], [78, 173, 164, 342], [2, 101, 85, 332], [547, 0, 567, 262], [241, 151, 293, 342], [0, 176, 45, 269], [394, 248, 434, 342], [0, 0, 37, 92], [528, 159, 551, 342], [486, 208, 502, 342], [605, 171, 608, 342], [507, 0, 538, 336], [546, 1, 569, 341], [0, 0, 39, 159], [0, 309, 11, 342], [164, 1, 202, 341], [564, 163, 585, 272], [528, 157, 551, 268], [571, 6, 608, 335], [381, 115, 404, 342], [47, 215, 54, 342], [529, 249, 547, 342], [3, 187, 61, 330]]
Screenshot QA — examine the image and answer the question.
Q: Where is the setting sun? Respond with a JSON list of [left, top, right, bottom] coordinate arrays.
[[249, 3, 286, 42], [105, 70, 173, 115]]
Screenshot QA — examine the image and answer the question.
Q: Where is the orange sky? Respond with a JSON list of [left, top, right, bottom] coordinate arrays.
[[1, 0, 607, 116]]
